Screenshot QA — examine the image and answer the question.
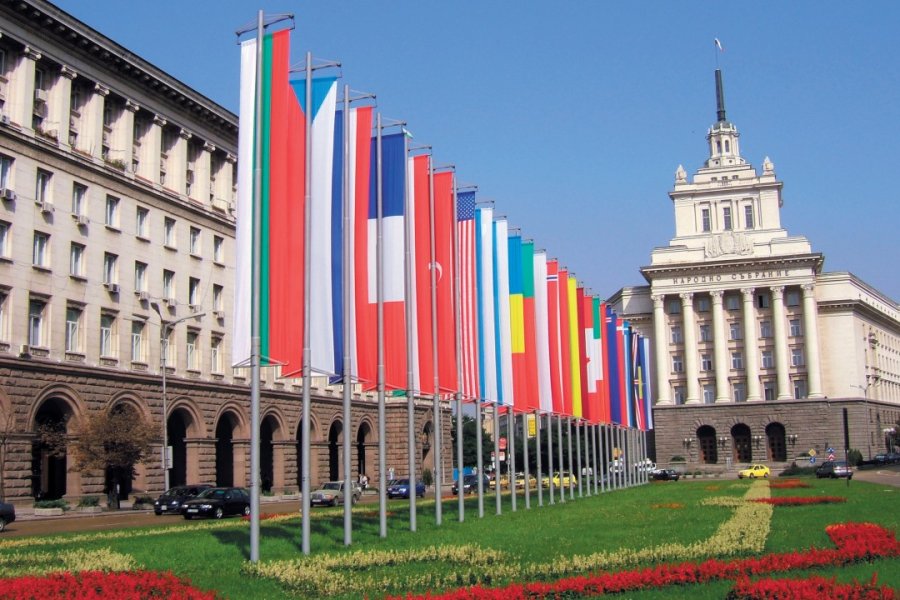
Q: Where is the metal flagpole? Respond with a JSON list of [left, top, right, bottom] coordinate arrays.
[[493, 402, 501, 515], [249, 9, 264, 564], [476, 399, 484, 517], [556, 414, 565, 503], [535, 411, 543, 507], [566, 416, 574, 499], [427, 158, 442, 526], [508, 408, 516, 512], [300, 49, 314, 556], [375, 113, 387, 538], [546, 412, 554, 504], [451, 183, 464, 524], [576, 419, 583, 498], [403, 130, 417, 532], [341, 85, 353, 545], [594, 424, 600, 494], [522, 412, 530, 509]]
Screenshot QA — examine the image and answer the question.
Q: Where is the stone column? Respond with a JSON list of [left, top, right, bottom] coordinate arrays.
[[651, 294, 672, 405], [231, 438, 250, 487], [681, 293, 700, 403], [801, 284, 824, 398], [711, 290, 730, 402], [143, 115, 166, 185], [112, 99, 138, 170], [742, 288, 762, 401], [7, 46, 41, 128], [272, 440, 291, 493], [771, 286, 792, 400], [47, 65, 75, 147]]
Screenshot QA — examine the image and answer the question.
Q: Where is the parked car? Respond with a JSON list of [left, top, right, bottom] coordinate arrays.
[[737, 464, 770, 479], [514, 473, 538, 489], [815, 460, 853, 479], [552, 472, 577, 487], [181, 487, 250, 519], [651, 469, 680, 481], [0, 499, 15, 532], [310, 481, 361, 507], [386, 478, 426, 499], [153, 484, 213, 515], [874, 453, 900, 465]]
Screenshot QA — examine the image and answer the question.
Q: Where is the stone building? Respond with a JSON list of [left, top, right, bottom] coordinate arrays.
[[0, 0, 448, 506], [610, 70, 900, 469]]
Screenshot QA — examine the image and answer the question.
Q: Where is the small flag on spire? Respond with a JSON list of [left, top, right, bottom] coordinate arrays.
[[714, 38, 724, 52]]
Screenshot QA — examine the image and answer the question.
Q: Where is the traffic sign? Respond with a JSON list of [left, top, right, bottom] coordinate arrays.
[[828, 453, 835, 461], [499, 437, 507, 450], [826, 447, 835, 454], [809, 456, 816, 464]]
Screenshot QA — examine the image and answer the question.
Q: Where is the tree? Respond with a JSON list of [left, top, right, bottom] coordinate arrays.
[[451, 415, 493, 471], [69, 406, 157, 509]]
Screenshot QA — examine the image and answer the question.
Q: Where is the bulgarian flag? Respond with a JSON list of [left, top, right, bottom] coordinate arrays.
[[234, 29, 304, 371]]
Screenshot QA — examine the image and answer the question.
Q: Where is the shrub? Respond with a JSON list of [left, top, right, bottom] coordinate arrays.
[[780, 462, 817, 476], [77, 496, 100, 508], [132, 495, 154, 506], [670, 455, 685, 463], [423, 468, 434, 487], [848, 448, 863, 466], [34, 499, 68, 510]]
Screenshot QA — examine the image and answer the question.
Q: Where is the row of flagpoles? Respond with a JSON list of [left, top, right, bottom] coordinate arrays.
[[234, 17, 653, 560]]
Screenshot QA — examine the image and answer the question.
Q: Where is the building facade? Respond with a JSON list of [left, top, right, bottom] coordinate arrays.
[[611, 70, 900, 468], [0, 0, 448, 506]]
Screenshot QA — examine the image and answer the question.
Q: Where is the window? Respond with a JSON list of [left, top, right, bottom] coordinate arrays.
[[725, 294, 740, 311], [69, 242, 85, 277], [28, 298, 45, 346], [162, 327, 174, 366], [760, 320, 773, 338], [701, 208, 711, 232], [100, 313, 115, 357], [793, 378, 807, 399], [163, 270, 175, 301], [699, 324, 712, 342], [0, 154, 13, 189], [761, 350, 774, 369], [764, 381, 776, 401], [703, 384, 715, 404], [32, 231, 49, 267], [164, 217, 176, 247], [732, 351, 743, 370], [105, 195, 119, 228], [134, 261, 147, 292], [71, 183, 87, 217], [789, 318, 802, 337], [730, 321, 743, 340], [188, 277, 200, 306], [722, 206, 732, 230], [35, 169, 52, 204], [666, 299, 681, 315], [213, 284, 223, 311], [673, 386, 685, 405], [697, 297, 710, 312], [131, 320, 146, 362], [211, 336, 223, 373], [791, 347, 804, 367], [744, 205, 754, 229], [0, 292, 7, 341], [103, 252, 118, 284], [136, 206, 149, 239], [670, 325, 682, 344], [733, 383, 746, 403], [672, 355, 684, 373], [186, 331, 199, 370], [189, 226, 201, 256], [701, 354, 713, 371], [213, 235, 224, 263], [0, 221, 9, 259], [65, 306, 82, 352], [786, 290, 800, 307], [756, 293, 770, 309], [34, 67, 45, 91]]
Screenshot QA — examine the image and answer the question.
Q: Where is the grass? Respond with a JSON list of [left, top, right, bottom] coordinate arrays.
[[1, 477, 897, 599]]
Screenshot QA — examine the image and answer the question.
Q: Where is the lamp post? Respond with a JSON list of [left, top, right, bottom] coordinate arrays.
[[150, 303, 206, 492]]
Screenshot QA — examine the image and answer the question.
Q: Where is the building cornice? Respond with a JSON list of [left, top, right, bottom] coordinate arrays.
[[640, 253, 824, 284]]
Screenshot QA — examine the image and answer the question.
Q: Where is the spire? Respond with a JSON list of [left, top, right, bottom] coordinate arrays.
[[715, 69, 726, 123]]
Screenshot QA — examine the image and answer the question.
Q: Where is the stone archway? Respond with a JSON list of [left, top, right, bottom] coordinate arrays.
[[328, 420, 342, 482], [167, 408, 194, 487], [31, 397, 77, 500], [697, 425, 718, 465], [215, 412, 242, 487], [766, 422, 787, 462], [422, 421, 434, 470], [731, 423, 752, 463], [356, 421, 373, 481], [260, 414, 283, 493]]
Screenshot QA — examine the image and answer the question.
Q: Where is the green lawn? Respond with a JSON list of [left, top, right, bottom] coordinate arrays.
[[1, 477, 897, 599]]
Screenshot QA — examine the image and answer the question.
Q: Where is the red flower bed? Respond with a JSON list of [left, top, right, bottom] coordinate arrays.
[[0, 570, 218, 600], [392, 523, 900, 600], [769, 480, 811, 490], [752, 496, 846, 506], [729, 574, 895, 599]]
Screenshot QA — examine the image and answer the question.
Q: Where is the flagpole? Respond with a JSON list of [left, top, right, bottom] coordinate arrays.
[[375, 113, 387, 538], [508, 408, 516, 512], [476, 398, 484, 517], [451, 182, 464, 523], [546, 412, 554, 504], [595, 424, 601, 494], [584, 422, 591, 496], [557, 415, 565, 503], [341, 84, 353, 546], [567, 416, 574, 499], [403, 130, 417, 532], [576, 418, 582, 498], [249, 9, 264, 564], [300, 49, 314, 556], [493, 402, 501, 515], [535, 411, 543, 507], [427, 158, 441, 525], [522, 411, 530, 509]]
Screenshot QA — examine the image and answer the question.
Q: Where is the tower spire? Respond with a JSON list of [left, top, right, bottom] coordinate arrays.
[[715, 69, 727, 123]]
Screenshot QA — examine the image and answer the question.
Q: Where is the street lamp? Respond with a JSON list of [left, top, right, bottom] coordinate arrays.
[[150, 303, 206, 492]]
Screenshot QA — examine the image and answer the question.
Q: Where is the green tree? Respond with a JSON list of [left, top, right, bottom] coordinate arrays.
[[69, 405, 157, 509], [451, 415, 493, 471]]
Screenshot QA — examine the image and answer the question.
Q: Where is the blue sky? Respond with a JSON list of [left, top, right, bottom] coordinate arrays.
[[56, 1, 900, 301]]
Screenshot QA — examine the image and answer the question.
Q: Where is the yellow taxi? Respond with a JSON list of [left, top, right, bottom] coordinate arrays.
[[514, 473, 537, 489], [737, 464, 770, 479], [552, 472, 578, 487]]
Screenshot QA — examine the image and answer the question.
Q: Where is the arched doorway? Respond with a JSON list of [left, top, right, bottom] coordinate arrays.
[[697, 425, 718, 464], [167, 409, 191, 487], [260, 415, 275, 493], [422, 422, 434, 469], [295, 424, 302, 492], [766, 422, 787, 462], [328, 421, 342, 482], [104, 403, 141, 501], [215, 412, 241, 487], [31, 398, 74, 500], [356, 421, 372, 479], [731, 423, 752, 463]]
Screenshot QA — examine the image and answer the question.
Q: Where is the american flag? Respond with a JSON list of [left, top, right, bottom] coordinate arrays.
[[456, 191, 479, 399]]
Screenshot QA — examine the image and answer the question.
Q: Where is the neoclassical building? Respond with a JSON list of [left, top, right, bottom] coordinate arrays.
[[0, 0, 447, 506], [610, 70, 900, 468]]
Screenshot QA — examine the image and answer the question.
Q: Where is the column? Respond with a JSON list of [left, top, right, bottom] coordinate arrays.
[[111, 99, 138, 169], [742, 288, 762, 401], [7, 46, 41, 128], [681, 293, 700, 403], [711, 290, 730, 402], [47, 65, 75, 146], [771, 286, 792, 400], [802, 284, 824, 398], [192, 141, 215, 206], [652, 295, 672, 405], [167, 128, 191, 195]]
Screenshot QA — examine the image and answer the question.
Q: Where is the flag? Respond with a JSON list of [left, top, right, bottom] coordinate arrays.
[[582, 293, 598, 422], [568, 278, 583, 418], [475, 205, 497, 402], [533, 250, 552, 414], [714, 38, 724, 52], [642, 336, 653, 430], [493, 218, 513, 408], [605, 304, 621, 425], [508, 234, 525, 411], [433, 172, 458, 394], [457, 191, 479, 399], [409, 154, 431, 394], [234, 30, 304, 371], [558, 267, 572, 415], [521, 240, 540, 412], [546, 259, 564, 414]]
